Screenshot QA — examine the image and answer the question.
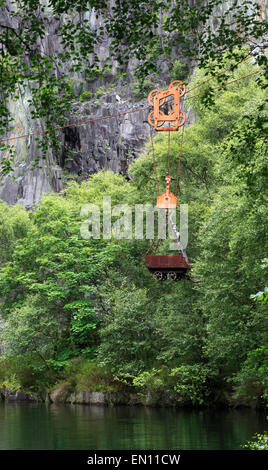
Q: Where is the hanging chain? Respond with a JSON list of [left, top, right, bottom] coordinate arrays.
[[175, 124, 185, 197], [167, 130, 171, 175], [150, 126, 159, 196], [146, 235, 157, 255]]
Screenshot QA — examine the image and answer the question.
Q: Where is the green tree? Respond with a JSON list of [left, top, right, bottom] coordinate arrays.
[[190, 62, 268, 385], [3, 295, 60, 362], [0, 173, 128, 364], [0, 171, 143, 371], [0, 201, 31, 264], [97, 280, 161, 376]]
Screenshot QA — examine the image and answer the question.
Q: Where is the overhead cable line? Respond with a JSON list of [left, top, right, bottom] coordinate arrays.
[[184, 69, 261, 102], [185, 53, 253, 95], [175, 125, 185, 197], [0, 55, 264, 146], [0, 104, 149, 144], [185, 44, 268, 95], [149, 126, 159, 196]]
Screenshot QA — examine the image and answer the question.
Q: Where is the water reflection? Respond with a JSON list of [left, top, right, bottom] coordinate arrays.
[[0, 402, 266, 450]]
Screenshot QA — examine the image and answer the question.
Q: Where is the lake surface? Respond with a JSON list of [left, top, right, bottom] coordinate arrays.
[[0, 402, 266, 450]]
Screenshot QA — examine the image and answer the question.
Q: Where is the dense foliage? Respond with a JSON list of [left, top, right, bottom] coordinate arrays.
[[0, 53, 267, 408], [243, 430, 268, 449]]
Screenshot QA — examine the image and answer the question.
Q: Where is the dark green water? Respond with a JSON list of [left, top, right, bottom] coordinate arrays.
[[0, 402, 266, 450]]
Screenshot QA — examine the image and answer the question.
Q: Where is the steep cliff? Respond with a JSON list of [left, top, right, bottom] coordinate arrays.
[[0, 2, 172, 207]]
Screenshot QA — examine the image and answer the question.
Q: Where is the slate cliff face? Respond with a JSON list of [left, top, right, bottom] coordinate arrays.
[[0, 87, 152, 208], [0, 4, 157, 208]]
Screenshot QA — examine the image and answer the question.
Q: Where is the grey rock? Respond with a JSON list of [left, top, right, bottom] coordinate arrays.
[[49, 384, 71, 403], [0, 385, 38, 402], [64, 390, 142, 406]]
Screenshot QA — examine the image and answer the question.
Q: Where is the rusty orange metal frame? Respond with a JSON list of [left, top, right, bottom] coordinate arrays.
[[157, 174, 177, 214], [148, 80, 186, 131]]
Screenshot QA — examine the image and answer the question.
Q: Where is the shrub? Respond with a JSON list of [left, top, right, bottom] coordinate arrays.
[[79, 91, 93, 101], [132, 78, 154, 100], [95, 86, 106, 98], [243, 432, 268, 450], [133, 369, 165, 398], [62, 358, 117, 392], [133, 365, 210, 405], [0, 362, 6, 382], [4, 355, 59, 391], [170, 59, 189, 83], [231, 347, 268, 403], [169, 365, 210, 405]]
